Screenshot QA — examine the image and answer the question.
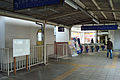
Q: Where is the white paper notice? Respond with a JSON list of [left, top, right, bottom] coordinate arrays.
[[13, 39, 30, 57]]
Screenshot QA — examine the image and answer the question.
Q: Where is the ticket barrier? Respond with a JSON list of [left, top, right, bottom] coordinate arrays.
[[85, 45, 89, 53], [101, 45, 105, 50], [81, 43, 106, 53], [77, 45, 83, 54], [80, 45, 83, 53], [95, 45, 99, 52], [88, 44, 95, 52], [90, 45, 94, 52]]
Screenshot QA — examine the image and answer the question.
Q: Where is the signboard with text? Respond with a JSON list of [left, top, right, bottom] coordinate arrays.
[[14, 0, 64, 10], [81, 25, 118, 30], [13, 39, 30, 57], [58, 27, 64, 32]]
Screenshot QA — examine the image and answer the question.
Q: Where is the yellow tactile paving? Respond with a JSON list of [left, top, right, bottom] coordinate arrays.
[[112, 56, 118, 66], [53, 66, 80, 80]]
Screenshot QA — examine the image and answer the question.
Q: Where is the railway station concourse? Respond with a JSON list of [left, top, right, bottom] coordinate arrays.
[[0, 0, 120, 80]]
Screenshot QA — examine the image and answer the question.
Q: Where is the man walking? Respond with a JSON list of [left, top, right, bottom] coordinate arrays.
[[107, 38, 113, 59]]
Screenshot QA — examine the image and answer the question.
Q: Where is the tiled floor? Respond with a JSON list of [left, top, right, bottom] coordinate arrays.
[[0, 51, 120, 80]]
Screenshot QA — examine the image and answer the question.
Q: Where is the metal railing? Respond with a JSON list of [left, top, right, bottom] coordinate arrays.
[[0, 48, 9, 76], [56, 44, 68, 58], [0, 44, 69, 76], [46, 44, 54, 62], [46, 44, 69, 61], [0, 45, 44, 76], [29, 46, 44, 67], [55, 44, 68, 60]]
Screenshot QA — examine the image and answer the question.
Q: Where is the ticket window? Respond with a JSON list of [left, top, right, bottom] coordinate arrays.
[[37, 29, 43, 45]]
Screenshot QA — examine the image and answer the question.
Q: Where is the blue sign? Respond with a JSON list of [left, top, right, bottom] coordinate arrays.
[[14, 0, 64, 10], [81, 25, 118, 30]]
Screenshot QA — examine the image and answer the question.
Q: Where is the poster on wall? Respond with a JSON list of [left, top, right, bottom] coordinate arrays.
[[85, 32, 95, 43], [71, 32, 80, 38], [13, 39, 30, 57]]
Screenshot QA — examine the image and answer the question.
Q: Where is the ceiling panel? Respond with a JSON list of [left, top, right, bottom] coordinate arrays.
[[95, 0, 111, 10], [0, 0, 120, 26], [80, 0, 97, 9]]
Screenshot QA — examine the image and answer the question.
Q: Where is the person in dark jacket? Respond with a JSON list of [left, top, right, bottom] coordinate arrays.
[[91, 38, 94, 43], [73, 38, 77, 48], [107, 38, 113, 59], [77, 38, 80, 48]]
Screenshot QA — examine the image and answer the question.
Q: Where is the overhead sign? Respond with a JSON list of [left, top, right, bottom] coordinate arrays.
[[81, 25, 118, 30], [14, 0, 64, 10], [58, 27, 64, 32], [13, 39, 30, 57]]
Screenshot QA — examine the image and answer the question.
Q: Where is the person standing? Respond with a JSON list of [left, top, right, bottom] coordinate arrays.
[[77, 38, 83, 53], [91, 38, 94, 43], [107, 38, 113, 59], [77, 38, 80, 47], [73, 38, 77, 48]]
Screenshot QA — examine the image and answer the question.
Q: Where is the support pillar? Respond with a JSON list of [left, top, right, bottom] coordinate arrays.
[[69, 27, 72, 40], [43, 21, 47, 65], [96, 30, 98, 43]]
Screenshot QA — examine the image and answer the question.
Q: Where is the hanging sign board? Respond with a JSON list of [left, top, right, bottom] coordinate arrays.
[[58, 27, 64, 32], [14, 0, 64, 10], [81, 25, 118, 30], [13, 39, 30, 57]]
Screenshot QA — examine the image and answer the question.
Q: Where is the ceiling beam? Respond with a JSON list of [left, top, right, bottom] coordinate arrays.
[[0, 9, 71, 28], [48, 11, 81, 20], [65, 0, 99, 24], [68, 19, 93, 26], [87, 9, 120, 13], [109, 0, 116, 20], [72, 0, 98, 19], [72, 0, 86, 9], [100, 20, 120, 23], [92, 0, 107, 19]]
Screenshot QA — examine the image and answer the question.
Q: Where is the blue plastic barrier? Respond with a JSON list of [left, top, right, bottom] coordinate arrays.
[[85, 46, 89, 53], [96, 46, 99, 52], [101, 45, 105, 50]]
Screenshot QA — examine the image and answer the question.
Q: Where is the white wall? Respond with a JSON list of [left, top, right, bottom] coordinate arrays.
[[0, 16, 55, 63], [4, 17, 41, 48], [0, 16, 5, 48], [46, 24, 54, 55], [46, 24, 54, 44], [109, 30, 120, 50], [56, 27, 69, 42]]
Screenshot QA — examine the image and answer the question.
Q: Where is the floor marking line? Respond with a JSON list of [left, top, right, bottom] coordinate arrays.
[[57, 61, 117, 69], [53, 54, 119, 80], [112, 56, 118, 66], [53, 66, 80, 80]]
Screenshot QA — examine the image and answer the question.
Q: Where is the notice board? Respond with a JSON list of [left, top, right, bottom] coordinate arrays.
[[13, 39, 30, 57]]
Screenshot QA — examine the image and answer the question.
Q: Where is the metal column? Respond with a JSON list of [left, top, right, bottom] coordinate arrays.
[[69, 27, 72, 40], [43, 21, 47, 65]]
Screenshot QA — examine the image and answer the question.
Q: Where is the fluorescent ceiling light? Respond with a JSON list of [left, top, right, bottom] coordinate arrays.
[[92, 19, 99, 24], [65, 0, 79, 9]]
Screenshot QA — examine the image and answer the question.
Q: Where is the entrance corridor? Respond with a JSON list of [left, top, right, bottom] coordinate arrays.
[[0, 51, 120, 80]]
